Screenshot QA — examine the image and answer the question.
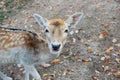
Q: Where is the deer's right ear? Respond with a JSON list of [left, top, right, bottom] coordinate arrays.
[[33, 13, 48, 28]]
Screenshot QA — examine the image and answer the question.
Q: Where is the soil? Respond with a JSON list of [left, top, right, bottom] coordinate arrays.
[[0, 0, 120, 80]]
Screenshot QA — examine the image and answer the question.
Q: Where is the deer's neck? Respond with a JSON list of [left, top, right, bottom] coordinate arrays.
[[37, 42, 59, 64]]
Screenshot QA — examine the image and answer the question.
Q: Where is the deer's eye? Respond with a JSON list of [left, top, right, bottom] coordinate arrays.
[[64, 29, 69, 33], [45, 29, 49, 33]]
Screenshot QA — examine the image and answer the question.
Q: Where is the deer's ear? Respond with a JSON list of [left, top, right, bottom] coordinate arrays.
[[33, 13, 48, 28], [66, 12, 84, 28]]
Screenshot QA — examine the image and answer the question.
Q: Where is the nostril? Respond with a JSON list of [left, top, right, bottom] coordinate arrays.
[[52, 44, 61, 51]]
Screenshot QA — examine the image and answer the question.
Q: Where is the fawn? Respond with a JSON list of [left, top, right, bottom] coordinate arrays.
[[0, 12, 83, 80]]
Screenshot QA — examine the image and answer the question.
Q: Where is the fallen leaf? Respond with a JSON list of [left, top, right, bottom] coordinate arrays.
[[63, 68, 75, 76], [111, 68, 119, 72], [115, 43, 120, 47], [48, 75, 55, 80], [87, 47, 93, 53], [63, 55, 71, 59], [103, 66, 111, 72], [41, 63, 51, 68], [92, 75, 99, 80], [103, 24, 109, 28], [106, 59, 112, 64], [72, 38, 76, 43], [10, 70, 14, 75], [99, 31, 108, 39], [105, 47, 114, 53], [104, 55, 112, 64], [112, 38, 117, 43], [114, 71, 120, 78], [104, 55, 111, 59], [75, 30, 79, 33], [82, 58, 92, 63], [74, 55, 81, 61], [43, 73, 48, 77], [63, 68, 70, 76], [95, 52, 101, 56], [48, 71, 57, 79], [95, 70, 100, 74], [115, 58, 120, 63], [80, 39, 84, 43], [101, 57, 105, 61], [50, 59, 60, 65]]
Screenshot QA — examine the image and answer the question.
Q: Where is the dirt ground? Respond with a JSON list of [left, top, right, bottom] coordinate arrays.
[[0, 0, 120, 80]]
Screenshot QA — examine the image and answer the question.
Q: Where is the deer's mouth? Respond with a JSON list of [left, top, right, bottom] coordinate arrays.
[[52, 48, 59, 52], [52, 44, 60, 52]]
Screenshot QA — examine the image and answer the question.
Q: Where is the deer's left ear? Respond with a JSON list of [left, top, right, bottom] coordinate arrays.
[[66, 12, 84, 28]]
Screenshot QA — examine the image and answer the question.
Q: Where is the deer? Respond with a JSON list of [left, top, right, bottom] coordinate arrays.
[[0, 12, 83, 80]]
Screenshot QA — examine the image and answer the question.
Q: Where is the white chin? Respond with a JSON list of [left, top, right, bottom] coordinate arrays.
[[51, 50, 59, 54]]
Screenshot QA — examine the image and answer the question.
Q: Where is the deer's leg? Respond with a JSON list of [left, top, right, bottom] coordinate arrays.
[[0, 71, 13, 80], [24, 68, 29, 80], [24, 65, 42, 80]]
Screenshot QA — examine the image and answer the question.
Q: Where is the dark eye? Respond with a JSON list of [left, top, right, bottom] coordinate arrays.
[[64, 29, 69, 33], [45, 29, 49, 33]]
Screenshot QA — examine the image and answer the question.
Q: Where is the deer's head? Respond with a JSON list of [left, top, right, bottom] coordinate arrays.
[[34, 12, 83, 55]]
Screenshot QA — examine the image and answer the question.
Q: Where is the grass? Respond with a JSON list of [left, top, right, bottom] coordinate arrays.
[[0, 0, 31, 23]]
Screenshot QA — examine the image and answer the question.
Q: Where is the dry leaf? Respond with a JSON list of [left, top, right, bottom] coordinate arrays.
[[104, 66, 111, 72], [115, 58, 120, 63], [80, 39, 84, 43], [41, 63, 51, 68], [99, 31, 108, 39], [50, 59, 60, 65], [95, 70, 100, 74], [115, 43, 120, 47], [104, 55, 112, 64], [104, 55, 110, 59], [63, 55, 71, 59], [112, 38, 117, 43], [87, 47, 93, 53], [103, 24, 109, 28], [95, 52, 101, 56], [53, 71, 57, 74], [43, 73, 48, 77], [72, 38, 76, 43], [82, 58, 92, 62], [51, 71, 57, 77], [101, 57, 105, 61], [74, 56, 81, 61], [63, 68, 70, 76], [105, 47, 114, 53], [63, 68, 75, 76], [111, 68, 119, 72], [92, 75, 99, 80], [114, 71, 120, 78]]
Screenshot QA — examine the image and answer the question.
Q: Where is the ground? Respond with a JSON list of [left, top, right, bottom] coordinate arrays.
[[0, 0, 120, 80]]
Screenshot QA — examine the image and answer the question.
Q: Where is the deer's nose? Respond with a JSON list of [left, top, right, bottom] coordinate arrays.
[[52, 44, 61, 51]]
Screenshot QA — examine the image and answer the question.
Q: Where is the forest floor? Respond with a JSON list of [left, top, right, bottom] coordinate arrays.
[[0, 0, 120, 80]]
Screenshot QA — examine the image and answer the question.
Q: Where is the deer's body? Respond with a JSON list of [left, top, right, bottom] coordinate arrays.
[[0, 12, 83, 80], [0, 27, 56, 65]]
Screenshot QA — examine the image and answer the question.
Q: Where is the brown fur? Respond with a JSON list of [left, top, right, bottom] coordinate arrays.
[[49, 18, 65, 27], [0, 29, 45, 51]]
